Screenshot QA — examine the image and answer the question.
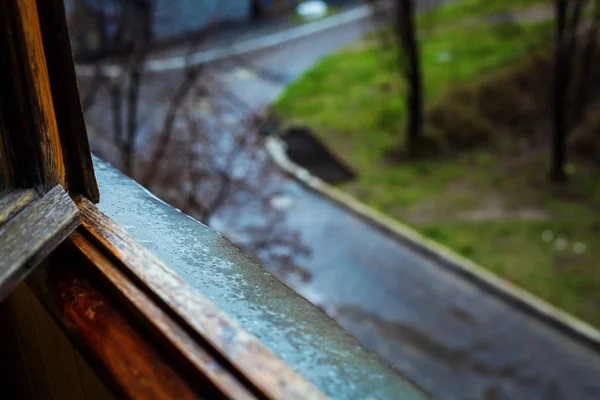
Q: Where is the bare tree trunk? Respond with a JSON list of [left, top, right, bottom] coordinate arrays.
[[572, 0, 600, 126], [550, 0, 591, 181], [82, 66, 107, 113], [551, 0, 568, 182], [119, 0, 154, 176], [123, 64, 142, 175], [142, 66, 201, 187], [110, 78, 124, 147], [396, 0, 423, 156]]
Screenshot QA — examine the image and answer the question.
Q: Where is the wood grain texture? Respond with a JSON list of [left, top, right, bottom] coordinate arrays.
[[0, 0, 99, 201], [0, 0, 66, 190], [0, 188, 37, 227], [0, 111, 13, 192], [0, 4, 45, 188], [72, 349, 117, 400], [0, 289, 36, 400], [29, 284, 88, 400], [27, 252, 201, 400], [4, 283, 56, 400], [73, 349, 116, 400], [0, 185, 79, 301], [35, 0, 99, 203], [2, 280, 117, 400], [74, 196, 328, 400], [70, 231, 256, 400]]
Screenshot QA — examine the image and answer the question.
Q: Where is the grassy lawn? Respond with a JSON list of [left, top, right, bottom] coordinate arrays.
[[274, 0, 600, 327]]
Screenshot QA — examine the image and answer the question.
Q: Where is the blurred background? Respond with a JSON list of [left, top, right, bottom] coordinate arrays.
[[66, 1, 600, 398]]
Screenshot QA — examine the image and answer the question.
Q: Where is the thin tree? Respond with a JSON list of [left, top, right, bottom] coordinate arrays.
[[551, 0, 569, 182], [551, 0, 589, 182], [395, 0, 423, 156], [571, 0, 600, 126]]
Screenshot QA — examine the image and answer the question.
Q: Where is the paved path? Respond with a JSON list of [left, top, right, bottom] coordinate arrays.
[[78, 3, 600, 399]]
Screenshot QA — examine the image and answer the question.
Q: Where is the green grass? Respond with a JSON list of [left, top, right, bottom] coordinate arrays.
[[275, 0, 600, 327], [416, 154, 600, 324], [277, 19, 552, 137]]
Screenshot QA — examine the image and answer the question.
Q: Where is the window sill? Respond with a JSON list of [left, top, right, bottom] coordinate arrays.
[[91, 156, 426, 399]]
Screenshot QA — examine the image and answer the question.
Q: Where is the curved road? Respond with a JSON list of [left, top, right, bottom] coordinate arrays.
[[78, 3, 600, 399]]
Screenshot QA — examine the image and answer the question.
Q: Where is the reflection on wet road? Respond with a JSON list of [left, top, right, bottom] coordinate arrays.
[[275, 182, 600, 399]]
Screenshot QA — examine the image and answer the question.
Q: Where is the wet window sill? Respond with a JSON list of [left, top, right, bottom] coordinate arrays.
[[92, 156, 426, 399]]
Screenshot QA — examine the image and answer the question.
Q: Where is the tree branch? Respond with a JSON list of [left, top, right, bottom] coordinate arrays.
[[142, 64, 202, 187]]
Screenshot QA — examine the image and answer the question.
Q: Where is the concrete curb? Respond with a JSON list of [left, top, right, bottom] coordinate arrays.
[[266, 136, 600, 352]]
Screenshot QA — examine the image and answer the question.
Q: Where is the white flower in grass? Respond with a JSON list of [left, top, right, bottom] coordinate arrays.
[[436, 51, 452, 64], [555, 237, 567, 251], [574, 242, 587, 254], [541, 230, 553, 242]]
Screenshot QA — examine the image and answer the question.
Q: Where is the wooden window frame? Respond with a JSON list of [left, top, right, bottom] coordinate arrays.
[[0, 186, 79, 299], [0, 0, 97, 301], [26, 198, 326, 399], [1, 0, 328, 398]]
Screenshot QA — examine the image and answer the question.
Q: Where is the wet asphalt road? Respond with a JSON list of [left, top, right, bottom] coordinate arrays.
[[279, 183, 600, 400], [79, 3, 600, 399]]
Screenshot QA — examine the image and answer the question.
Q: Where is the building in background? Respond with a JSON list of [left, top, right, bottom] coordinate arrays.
[[65, 0, 298, 59]]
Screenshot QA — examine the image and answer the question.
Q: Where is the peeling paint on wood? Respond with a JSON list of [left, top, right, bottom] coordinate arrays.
[[0, 189, 38, 227], [0, 0, 98, 200], [1, 0, 65, 189], [35, 0, 99, 202], [0, 185, 79, 301]]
